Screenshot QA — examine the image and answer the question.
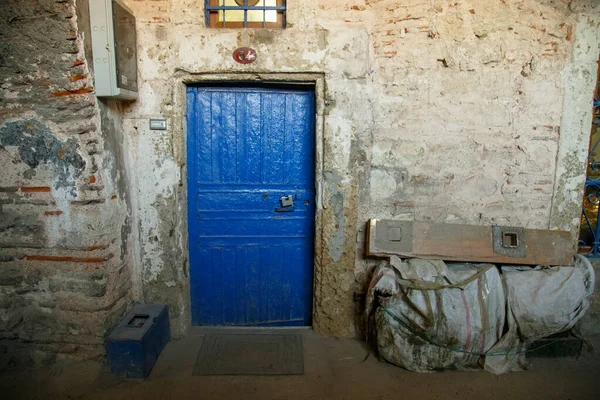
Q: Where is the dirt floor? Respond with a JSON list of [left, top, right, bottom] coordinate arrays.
[[1, 329, 599, 400]]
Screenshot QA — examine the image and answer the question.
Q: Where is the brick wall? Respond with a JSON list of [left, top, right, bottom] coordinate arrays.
[[0, 0, 132, 368]]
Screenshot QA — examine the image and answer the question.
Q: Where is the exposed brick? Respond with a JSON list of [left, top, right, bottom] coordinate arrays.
[[25, 255, 109, 263], [20, 187, 51, 193], [52, 87, 93, 97], [87, 245, 109, 251], [68, 74, 87, 82], [44, 211, 63, 216]]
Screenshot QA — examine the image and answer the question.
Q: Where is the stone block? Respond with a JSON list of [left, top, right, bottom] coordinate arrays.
[[0, 307, 24, 334], [0, 206, 46, 249], [0, 267, 30, 287], [0, 339, 35, 370], [19, 308, 66, 342], [49, 271, 107, 298]]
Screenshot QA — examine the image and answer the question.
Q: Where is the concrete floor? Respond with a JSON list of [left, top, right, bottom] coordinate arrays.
[[1, 329, 599, 400]]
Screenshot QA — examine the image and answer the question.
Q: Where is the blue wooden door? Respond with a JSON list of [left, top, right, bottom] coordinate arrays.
[[187, 86, 315, 326]]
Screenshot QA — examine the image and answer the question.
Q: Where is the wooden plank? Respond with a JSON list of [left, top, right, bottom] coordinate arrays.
[[366, 219, 574, 266]]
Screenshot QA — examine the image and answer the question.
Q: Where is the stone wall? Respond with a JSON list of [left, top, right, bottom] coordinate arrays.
[[0, 0, 132, 368]]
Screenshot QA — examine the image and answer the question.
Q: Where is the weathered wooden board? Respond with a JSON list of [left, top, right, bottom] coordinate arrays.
[[366, 219, 574, 266]]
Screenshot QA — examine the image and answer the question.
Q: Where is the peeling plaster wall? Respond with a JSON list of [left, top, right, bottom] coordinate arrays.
[[121, 0, 600, 338], [0, 0, 133, 368], [0, 0, 595, 363], [550, 14, 600, 237]]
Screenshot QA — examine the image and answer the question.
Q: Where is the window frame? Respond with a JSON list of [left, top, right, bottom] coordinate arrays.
[[205, 0, 287, 29]]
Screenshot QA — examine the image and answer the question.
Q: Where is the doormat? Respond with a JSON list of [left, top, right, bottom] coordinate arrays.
[[193, 333, 304, 376]]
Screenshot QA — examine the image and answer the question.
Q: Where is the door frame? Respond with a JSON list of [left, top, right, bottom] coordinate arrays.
[[175, 73, 326, 331]]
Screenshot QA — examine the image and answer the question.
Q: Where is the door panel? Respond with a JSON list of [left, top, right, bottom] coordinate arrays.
[[187, 86, 315, 326]]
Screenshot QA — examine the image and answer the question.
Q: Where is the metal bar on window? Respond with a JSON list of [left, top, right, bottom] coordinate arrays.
[[205, 0, 211, 27], [282, 0, 286, 28], [206, 6, 286, 10], [205, 0, 286, 27]]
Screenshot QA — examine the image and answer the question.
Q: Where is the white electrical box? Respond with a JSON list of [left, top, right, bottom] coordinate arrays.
[[89, 0, 137, 100]]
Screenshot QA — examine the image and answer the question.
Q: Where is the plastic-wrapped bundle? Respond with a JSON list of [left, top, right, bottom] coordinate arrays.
[[366, 255, 594, 374], [502, 255, 595, 341]]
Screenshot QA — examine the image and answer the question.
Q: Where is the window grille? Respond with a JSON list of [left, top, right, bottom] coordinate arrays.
[[206, 0, 286, 28]]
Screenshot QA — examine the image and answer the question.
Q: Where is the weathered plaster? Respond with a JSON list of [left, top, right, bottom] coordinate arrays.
[[0, 0, 593, 360], [0, 120, 85, 194], [119, 0, 370, 337], [119, 0, 600, 338], [550, 14, 600, 240]]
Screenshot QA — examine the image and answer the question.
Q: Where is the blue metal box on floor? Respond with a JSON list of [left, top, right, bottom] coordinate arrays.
[[105, 303, 171, 379]]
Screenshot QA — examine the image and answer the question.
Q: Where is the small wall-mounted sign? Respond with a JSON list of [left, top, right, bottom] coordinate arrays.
[[149, 118, 167, 130], [233, 47, 257, 64]]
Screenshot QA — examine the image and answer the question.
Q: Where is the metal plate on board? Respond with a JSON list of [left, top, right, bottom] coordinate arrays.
[[492, 225, 527, 258]]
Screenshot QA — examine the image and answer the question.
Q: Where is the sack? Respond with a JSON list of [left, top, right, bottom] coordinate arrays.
[[502, 254, 595, 341], [366, 255, 594, 374]]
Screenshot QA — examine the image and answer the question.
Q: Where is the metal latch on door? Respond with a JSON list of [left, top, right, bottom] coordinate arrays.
[[275, 195, 295, 212]]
